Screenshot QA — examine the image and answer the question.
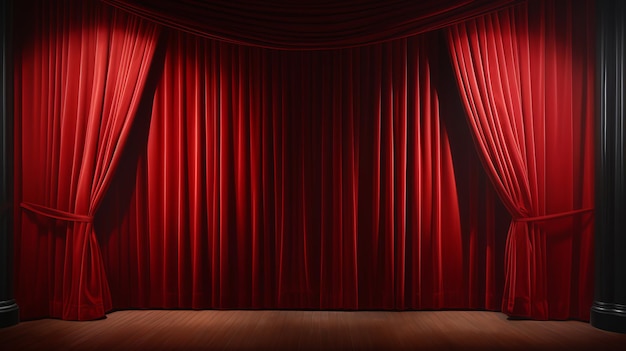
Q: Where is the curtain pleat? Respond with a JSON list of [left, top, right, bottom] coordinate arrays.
[[447, 0, 595, 320], [14, 0, 162, 320], [98, 31, 509, 311]]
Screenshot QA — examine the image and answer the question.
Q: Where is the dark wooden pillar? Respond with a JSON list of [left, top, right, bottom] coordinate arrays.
[[0, 0, 18, 329], [592, 0, 626, 334]]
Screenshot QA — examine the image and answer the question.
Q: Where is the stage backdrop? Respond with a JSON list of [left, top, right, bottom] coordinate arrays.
[[13, 0, 593, 321]]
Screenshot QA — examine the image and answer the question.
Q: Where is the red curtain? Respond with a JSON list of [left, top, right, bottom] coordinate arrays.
[[13, 0, 162, 320], [13, 0, 594, 322], [97, 31, 509, 311], [447, 0, 595, 320], [99, 0, 522, 49]]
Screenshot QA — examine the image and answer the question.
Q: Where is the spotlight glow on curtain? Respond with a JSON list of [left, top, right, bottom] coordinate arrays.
[[97, 32, 509, 312], [13, 0, 161, 320], [447, 0, 595, 320]]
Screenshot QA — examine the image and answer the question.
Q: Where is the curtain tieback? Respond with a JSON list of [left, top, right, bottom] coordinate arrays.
[[20, 202, 93, 222], [513, 207, 594, 222]]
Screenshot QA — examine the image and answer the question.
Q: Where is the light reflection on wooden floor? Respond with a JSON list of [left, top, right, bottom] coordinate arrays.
[[1, 310, 625, 350]]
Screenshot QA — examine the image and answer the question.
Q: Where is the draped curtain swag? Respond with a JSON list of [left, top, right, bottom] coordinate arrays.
[[99, 0, 522, 50], [448, 0, 595, 320], [13, 0, 594, 322], [14, 0, 161, 320]]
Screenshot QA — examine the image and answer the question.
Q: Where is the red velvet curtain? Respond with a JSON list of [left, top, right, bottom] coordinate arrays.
[[447, 0, 595, 320], [99, 0, 522, 49], [97, 31, 509, 311], [13, 0, 161, 320], [13, 0, 595, 322]]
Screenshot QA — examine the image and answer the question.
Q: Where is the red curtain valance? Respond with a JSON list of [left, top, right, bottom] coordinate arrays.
[[99, 0, 523, 49]]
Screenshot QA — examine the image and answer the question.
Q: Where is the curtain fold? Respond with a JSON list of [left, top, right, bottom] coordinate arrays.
[[13, 0, 595, 321], [14, 0, 162, 320], [97, 31, 509, 311], [98, 0, 522, 50], [447, 0, 595, 320]]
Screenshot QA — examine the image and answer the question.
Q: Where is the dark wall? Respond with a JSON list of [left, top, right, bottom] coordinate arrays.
[[0, 0, 19, 329], [592, 0, 626, 334]]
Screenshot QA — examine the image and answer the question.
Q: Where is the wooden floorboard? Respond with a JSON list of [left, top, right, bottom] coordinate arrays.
[[1, 310, 625, 350]]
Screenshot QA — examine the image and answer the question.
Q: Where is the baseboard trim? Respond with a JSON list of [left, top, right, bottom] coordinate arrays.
[[591, 301, 626, 333], [0, 299, 19, 328]]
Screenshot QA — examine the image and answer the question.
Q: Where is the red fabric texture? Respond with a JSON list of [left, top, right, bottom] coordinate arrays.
[[12, 0, 594, 321], [99, 0, 522, 49], [447, 0, 595, 320], [13, 0, 161, 320], [98, 32, 509, 311]]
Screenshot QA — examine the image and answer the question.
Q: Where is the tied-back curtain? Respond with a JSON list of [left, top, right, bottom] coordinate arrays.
[[447, 0, 595, 320], [99, 0, 522, 50], [14, 0, 161, 320], [97, 31, 509, 311]]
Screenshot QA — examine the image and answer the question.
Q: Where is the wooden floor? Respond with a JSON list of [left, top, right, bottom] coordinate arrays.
[[1, 310, 625, 350]]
